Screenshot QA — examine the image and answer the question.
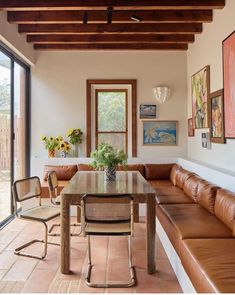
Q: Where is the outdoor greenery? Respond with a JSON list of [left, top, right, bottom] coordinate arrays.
[[0, 78, 10, 111], [90, 142, 127, 169]]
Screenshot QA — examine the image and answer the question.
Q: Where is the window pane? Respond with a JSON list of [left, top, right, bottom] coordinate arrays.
[[0, 51, 11, 222], [98, 133, 126, 151], [97, 91, 126, 132], [14, 62, 26, 180]]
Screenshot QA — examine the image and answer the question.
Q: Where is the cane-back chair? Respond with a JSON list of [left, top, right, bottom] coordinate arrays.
[[81, 193, 136, 288], [12, 176, 60, 259]]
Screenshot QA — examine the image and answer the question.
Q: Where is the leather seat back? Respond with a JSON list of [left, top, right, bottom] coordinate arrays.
[[175, 167, 194, 189], [43, 164, 78, 180], [183, 174, 203, 202], [214, 189, 235, 235], [197, 180, 219, 214], [170, 164, 181, 186], [144, 163, 175, 180], [117, 164, 145, 177]]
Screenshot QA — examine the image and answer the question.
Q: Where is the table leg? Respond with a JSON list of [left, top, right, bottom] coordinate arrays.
[[77, 206, 81, 223], [133, 203, 139, 222], [146, 194, 156, 274], [61, 194, 71, 274]]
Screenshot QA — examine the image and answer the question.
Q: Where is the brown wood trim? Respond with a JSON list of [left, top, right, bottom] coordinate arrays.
[[27, 34, 195, 44], [86, 80, 137, 157], [8, 10, 213, 24], [0, 0, 225, 11]]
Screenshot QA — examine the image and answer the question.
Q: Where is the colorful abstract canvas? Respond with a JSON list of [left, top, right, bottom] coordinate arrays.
[[223, 31, 235, 138], [143, 121, 177, 145], [192, 66, 210, 129]]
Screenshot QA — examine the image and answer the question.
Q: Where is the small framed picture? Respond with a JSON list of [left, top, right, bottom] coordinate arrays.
[[188, 118, 194, 137], [201, 132, 211, 149], [209, 89, 225, 144], [143, 120, 178, 146], [139, 104, 157, 119]]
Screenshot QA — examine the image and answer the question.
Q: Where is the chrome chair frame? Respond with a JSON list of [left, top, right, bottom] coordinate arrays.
[[12, 176, 60, 260], [47, 171, 81, 236], [81, 193, 136, 288]]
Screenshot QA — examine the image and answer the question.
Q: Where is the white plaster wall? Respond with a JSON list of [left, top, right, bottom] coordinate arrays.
[[0, 11, 35, 65], [187, 0, 235, 173], [31, 50, 188, 170]]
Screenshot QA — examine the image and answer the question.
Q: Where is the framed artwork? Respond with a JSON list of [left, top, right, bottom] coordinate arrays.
[[143, 120, 178, 146], [188, 118, 194, 137], [223, 31, 235, 138], [209, 89, 225, 144], [191, 66, 210, 129], [139, 104, 157, 119], [201, 132, 211, 149]]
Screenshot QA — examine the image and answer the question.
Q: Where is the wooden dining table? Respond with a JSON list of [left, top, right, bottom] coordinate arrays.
[[60, 170, 156, 274]]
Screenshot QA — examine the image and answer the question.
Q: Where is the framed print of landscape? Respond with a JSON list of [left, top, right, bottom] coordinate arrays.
[[223, 31, 235, 138], [143, 120, 178, 146], [209, 89, 225, 144], [192, 66, 210, 129], [139, 104, 156, 119]]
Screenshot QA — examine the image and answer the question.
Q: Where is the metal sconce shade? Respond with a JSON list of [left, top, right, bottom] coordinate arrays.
[[154, 86, 171, 104]]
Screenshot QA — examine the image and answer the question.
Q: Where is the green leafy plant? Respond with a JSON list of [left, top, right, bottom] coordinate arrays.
[[67, 128, 83, 145], [41, 135, 63, 151], [91, 142, 127, 169]]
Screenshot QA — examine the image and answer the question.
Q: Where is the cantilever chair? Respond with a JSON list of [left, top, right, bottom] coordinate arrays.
[[81, 194, 136, 288], [12, 176, 60, 259], [47, 171, 81, 236]]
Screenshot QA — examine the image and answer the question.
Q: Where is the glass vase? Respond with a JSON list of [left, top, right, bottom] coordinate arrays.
[[48, 149, 55, 158], [72, 143, 79, 157], [105, 167, 116, 181]]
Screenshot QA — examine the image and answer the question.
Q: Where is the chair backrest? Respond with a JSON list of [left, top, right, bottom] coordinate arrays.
[[81, 194, 133, 223], [48, 171, 58, 193], [13, 176, 42, 203]]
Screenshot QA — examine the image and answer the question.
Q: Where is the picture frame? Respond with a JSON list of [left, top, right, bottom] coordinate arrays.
[[139, 104, 157, 119], [201, 132, 211, 149], [188, 118, 194, 137], [223, 31, 235, 138], [143, 120, 178, 146], [191, 65, 210, 129], [208, 89, 225, 144]]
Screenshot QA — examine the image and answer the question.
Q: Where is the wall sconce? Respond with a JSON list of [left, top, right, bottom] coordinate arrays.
[[153, 86, 171, 104]]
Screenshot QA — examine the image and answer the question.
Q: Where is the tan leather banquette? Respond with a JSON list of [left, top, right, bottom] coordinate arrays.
[[41, 162, 235, 293]]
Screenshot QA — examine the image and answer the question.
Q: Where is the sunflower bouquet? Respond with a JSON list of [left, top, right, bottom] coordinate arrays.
[[58, 140, 71, 157], [67, 128, 83, 145], [41, 135, 63, 157]]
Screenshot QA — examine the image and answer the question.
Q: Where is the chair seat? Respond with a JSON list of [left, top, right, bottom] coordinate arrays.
[[20, 205, 60, 222], [85, 222, 131, 235]]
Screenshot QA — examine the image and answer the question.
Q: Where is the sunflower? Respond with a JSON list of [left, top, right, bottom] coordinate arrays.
[[41, 135, 46, 141], [50, 136, 54, 141]]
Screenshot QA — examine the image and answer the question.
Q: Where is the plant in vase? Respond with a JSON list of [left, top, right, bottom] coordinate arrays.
[[41, 135, 63, 157], [67, 128, 83, 157], [90, 142, 127, 181], [58, 140, 71, 158]]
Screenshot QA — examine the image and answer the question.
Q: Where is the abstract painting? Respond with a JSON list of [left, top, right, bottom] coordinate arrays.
[[223, 31, 235, 138], [192, 66, 210, 129], [139, 104, 157, 119], [209, 89, 225, 144], [143, 120, 177, 145], [188, 118, 194, 137]]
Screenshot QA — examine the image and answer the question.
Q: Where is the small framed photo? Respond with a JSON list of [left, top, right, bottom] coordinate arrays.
[[143, 120, 178, 146], [139, 104, 157, 119], [201, 132, 211, 149], [188, 118, 194, 137], [209, 89, 225, 144]]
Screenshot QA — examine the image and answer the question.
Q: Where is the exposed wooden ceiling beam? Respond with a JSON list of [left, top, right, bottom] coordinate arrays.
[[33, 43, 188, 50], [27, 34, 195, 44], [8, 10, 213, 24], [0, 0, 225, 11], [19, 23, 202, 35]]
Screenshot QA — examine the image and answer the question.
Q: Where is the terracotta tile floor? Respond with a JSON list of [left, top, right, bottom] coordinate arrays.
[[0, 217, 182, 293]]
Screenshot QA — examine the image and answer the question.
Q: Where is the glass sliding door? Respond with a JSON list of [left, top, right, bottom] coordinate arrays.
[[0, 51, 11, 222], [0, 46, 30, 225]]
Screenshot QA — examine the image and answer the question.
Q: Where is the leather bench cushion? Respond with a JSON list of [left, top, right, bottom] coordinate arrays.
[[170, 164, 181, 186], [214, 188, 235, 234], [159, 204, 233, 239], [148, 180, 174, 188], [156, 193, 195, 205], [77, 164, 95, 171], [175, 168, 194, 189], [41, 180, 69, 198], [144, 163, 174, 180], [181, 239, 235, 293], [183, 174, 203, 202], [117, 164, 145, 177], [43, 165, 77, 181], [197, 180, 219, 214]]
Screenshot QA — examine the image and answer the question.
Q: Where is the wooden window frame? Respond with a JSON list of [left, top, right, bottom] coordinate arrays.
[[86, 79, 137, 157], [95, 89, 128, 153]]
